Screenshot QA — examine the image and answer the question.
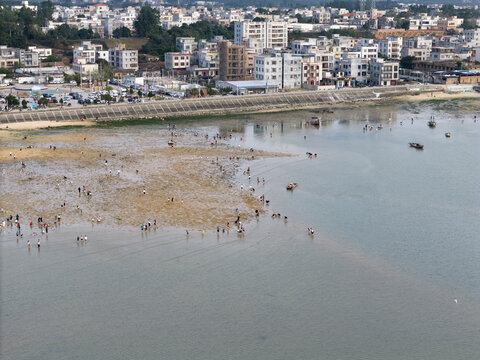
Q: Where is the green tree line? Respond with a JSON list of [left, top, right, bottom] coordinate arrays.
[[134, 6, 234, 60], [0, 1, 99, 49]]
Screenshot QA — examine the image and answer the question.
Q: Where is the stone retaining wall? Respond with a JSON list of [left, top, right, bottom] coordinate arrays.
[[0, 85, 444, 125]]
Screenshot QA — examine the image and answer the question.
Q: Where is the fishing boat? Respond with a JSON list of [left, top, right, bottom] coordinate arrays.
[[428, 116, 436, 128], [168, 140, 175, 147], [409, 142, 424, 149], [286, 182, 298, 190], [311, 117, 320, 126], [445, 132, 451, 138]]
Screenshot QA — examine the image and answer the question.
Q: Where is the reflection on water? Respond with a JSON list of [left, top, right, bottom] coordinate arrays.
[[1, 100, 480, 360]]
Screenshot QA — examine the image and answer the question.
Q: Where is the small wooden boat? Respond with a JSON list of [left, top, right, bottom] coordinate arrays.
[[409, 142, 424, 149], [445, 132, 451, 138], [168, 140, 175, 147], [311, 117, 320, 126], [286, 182, 298, 190]]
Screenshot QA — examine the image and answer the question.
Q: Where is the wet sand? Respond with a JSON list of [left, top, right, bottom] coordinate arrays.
[[0, 129, 285, 230]]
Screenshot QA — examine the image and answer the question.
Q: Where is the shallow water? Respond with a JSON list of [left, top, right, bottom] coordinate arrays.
[[1, 102, 480, 359]]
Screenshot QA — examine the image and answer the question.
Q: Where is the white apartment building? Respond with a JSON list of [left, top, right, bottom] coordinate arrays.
[[378, 37, 402, 59], [369, 58, 399, 86], [27, 46, 52, 60], [234, 20, 288, 52], [464, 29, 480, 47], [353, 40, 378, 59], [176, 37, 198, 53], [339, 53, 369, 83], [401, 36, 432, 60], [332, 35, 357, 51], [72, 57, 99, 75], [108, 45, 138, 70], [313, 8, 331, 24], [14, 46, 53, 67], [428, 47, 457, 61], [409, 15, 438, 30], [291, 38, 329, 54], [254, 53, 301, 89], [14, 49, 38, 67]]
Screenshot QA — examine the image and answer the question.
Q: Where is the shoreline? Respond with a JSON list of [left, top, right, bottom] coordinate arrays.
[[3, 89, 479, 131]]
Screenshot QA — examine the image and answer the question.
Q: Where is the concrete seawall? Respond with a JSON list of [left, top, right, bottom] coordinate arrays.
[[0, 85, 444, 125]]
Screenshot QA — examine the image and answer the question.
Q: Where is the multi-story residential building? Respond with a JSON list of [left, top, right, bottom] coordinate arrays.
[[72, 57, 99, 74], [339, 53, 369, 84], [353, 39, 378, 59], [437, 16, 463, 31], [27, 46, 52, 60], [11, 1, 36, 11], [299, 54, 322, 88], [234, 20, 288, 52], [409, 15, 438, 30], [291, 39, 317, 54], [108, 44, 138, 70], [428, 47, 457, 61], [369, 58, 399, 86], [176, 37, 198, 53], [0, 46, 20, 68], [401, 36, 432, 60], [315, 52, 335, 75], [1, 45, 52, 68], [164, 53, 191, 71], [464, 29, 480, 47], [332, 35, 358, 51], [219, 40, 252, 81], [73, 41, 100, 64], [378, 37, 402, 59], [313, 8, 331, 24], [14, 49, 39, 67], [254, 53, 301, 89]]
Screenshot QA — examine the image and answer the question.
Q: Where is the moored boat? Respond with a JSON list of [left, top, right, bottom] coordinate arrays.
[[168, 140, 175, 147], [311, 117, 320, 126], [286, 182, 298, 190], [409, 142, 424, 149], [445, 132, 451, 138], [428, 116, 436, 128]]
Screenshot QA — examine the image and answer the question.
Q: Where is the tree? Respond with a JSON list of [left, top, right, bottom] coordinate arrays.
[[48, 76, 54, 83], [95, 58, 114, 81], [137, 89, 143, 97], [101, 93, 113, 102], [38, 97, 49, 107], [22, 99, 28, 109], [400, 56, 416, 69], [113, 26, 131, 38], [221, 87, 232, 95], [134, 6, 160, 37], [5, 95, 19, 107], [37, 1, 54, 26], [45, 55, 61, 62], [0, 67, 14, 78], [396, 19, 409, 30], [463, 19, 477, 30]]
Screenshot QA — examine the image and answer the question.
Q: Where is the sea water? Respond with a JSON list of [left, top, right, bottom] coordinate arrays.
[[1, 102, 479, 360]]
